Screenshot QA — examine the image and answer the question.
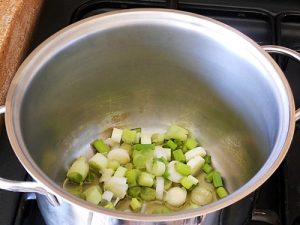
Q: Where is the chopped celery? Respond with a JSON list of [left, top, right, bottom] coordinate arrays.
[[130, 198, 142, 212], [111, 128, 123, 143], [151, 133, 164, 145], [92, 139, 110, 153], [122, 129, 137, 144], [212, 171, 223, 188], [107, 148, 130, 164], [107, 160, 120, 171], [128, 186, 141, 197], [165, 187, 187, 206], [175, 162, 192, 176], [88, 153, 108, 171], [138, 172, 154, 187], [166, 140, 177, 150], [205, 171, 214, 183], [172, 149, 186, 162], [185, 147, 207, 161], [83, 185, 102, 205], [133, 144, 155, 151], [184, 138, 198, 150], [164, 125, 189, 141], [204, 155, 211, 164], [126, 169, 139, 187], [140, 187, 156, 201], [187, 156, 205, 175], [180, 177, 194, 190], [216, 187, 228, 198], [114, 166, 127, 177], [132, 149, 153, 169], [202, 163, 213, 174], [67, 156, 89, 183]]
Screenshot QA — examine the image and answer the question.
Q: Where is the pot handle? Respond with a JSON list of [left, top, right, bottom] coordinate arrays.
[[0, 106, 59, 206], [262, 45, 300, 122]]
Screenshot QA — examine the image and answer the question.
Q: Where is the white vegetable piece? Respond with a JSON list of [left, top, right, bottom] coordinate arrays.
[[156, 177, 164, 200], [114, 166, 128, 177], [167, 161, 183, 183], [102, 190, 113, 202], [104, 138, 119, 148], [152, 161, 166, 176], [187, 156, 205, 175], [111, 128, 123, 143], [107, 148, 130, 164], [88, 153, 108, 171], [154, 146, 171, 161], [185, 147, 206, 161], [99, 168, 114, 183], [104, 177, 128, 198], [141, 132, 152, 144], [165, 187, 187, 206], [187, 175, 199, 185], [191, 186, 213, 206]]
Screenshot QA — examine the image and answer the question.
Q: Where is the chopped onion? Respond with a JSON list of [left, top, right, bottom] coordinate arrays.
[[165, 187, 187, 206], [102, 190, 113, 202], [167, 161, 183, 183], [107, 148, 130, 164], [111, 128, 123, 143], [185, 147, 207, 161]]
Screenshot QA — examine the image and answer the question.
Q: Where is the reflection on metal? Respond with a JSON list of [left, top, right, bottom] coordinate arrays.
[[252, 209, 281, 225]]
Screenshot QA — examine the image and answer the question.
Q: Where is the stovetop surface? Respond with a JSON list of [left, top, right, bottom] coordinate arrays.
[[2, 1, 300, 225]]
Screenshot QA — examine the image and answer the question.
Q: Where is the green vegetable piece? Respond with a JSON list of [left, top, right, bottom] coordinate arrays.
[[122, 129, 137, 144], [212, 171, 223, 188], [164, 125, 188, 141], [125, 162, 133, 170], [204, 155, 211, 164], [172, 149, 186, 162], [140, 187, 156, 201], [180, 177, 194, 190], [114, 166, 128, 177], [104, 202, 114, 209], [126, 169, 139, 187], [120, 143, 133, 156], [130, 198, 142, 212], [67, 156, 89, 183], [83, 185, 102, 205], [85, 172, 96, 183], [151, 160, 166, 176], [164, 178, 172, 190], [92, 139, 110, 153], [184, 138, 198, 150], [132, 149, 153, 169], [151, 133, 164, 145], [216, 187, 228, 198], [138, 172, 154, 187], [202, 163, 213, 174], [175, 162, 191, 176], [166, 140, 177, 150], [205, 171, 214, 183], [133, 144, 155, 151], [128, 186, 141, 197], [107, 160, 120, 171], [132, 128, 141, 133]]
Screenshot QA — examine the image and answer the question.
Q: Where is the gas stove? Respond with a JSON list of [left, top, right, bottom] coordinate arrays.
[[1, 1, 300, 225]]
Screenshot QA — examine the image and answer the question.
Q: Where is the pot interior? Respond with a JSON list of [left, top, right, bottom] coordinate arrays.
[[15, 11, 289, 214]]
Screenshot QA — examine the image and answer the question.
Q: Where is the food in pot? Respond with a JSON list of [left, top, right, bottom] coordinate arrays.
[[63, 125, 229, 213]]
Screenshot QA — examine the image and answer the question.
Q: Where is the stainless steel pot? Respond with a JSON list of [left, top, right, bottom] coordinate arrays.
[[0, 9, 300, 225]]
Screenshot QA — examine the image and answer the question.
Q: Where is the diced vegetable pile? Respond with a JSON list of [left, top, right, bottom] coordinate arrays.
[[63, 125, 229, 213]]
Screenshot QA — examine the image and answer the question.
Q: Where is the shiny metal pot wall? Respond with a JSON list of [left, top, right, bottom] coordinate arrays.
[[0, 9, 300, 225]]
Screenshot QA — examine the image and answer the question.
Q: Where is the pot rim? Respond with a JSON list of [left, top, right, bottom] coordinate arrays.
[[4, 8, 296, 221]]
